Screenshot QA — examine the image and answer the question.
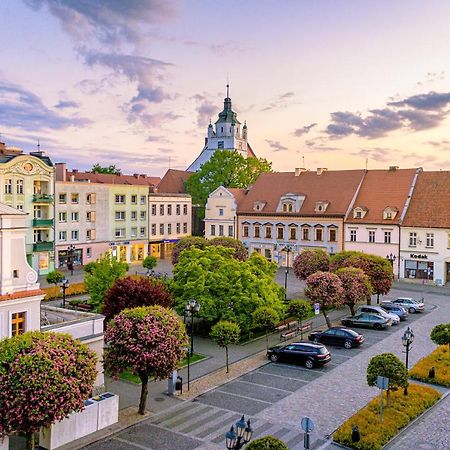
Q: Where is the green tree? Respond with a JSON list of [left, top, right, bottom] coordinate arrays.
[[84, 254, 129, 310], [430, 323, 450, 360], [83, 261, 97, 275], [172, 236, 208, 264], [172, 247, 284, 333], [246, 435, 289, 450], [142, 255, 157, 270], [210, 320, 240, 373], [185, 150, 272, 218], [46, 270, 65, 286], [252, 306, 280, 350], [367, 353, 408, 405], [91, 163, 121, 175], [288, 299, 313, 338]]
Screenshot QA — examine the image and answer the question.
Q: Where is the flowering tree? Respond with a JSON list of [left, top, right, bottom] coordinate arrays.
[[208, 237, 248, 261], [335, 267, 372, 316], [0, 331, 97, 450], [293, 249, 330, 280], [210, 321, 241, 373], [252, 306, 280, 350], [304, 272, 344, 328], [104, 306, 187, 414], [102, 276, 173, 322]]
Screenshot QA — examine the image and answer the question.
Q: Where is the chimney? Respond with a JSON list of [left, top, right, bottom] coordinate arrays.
[[316, 168, 328, 175], [389, 166, 399, 171], [133, 174, 139, 178], [72, 169, 78, 173], [0, 141, 5, 152], [140, 174, 146, 178], [295, 168, 307, 176], [55, 163, 67, 182]]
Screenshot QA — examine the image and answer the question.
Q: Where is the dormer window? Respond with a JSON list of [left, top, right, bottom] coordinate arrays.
[[353, 206, 368, 219], [253, 201, 266, 211], [277, 193, 305, 213], [282, 202, 294, 212], [315, 201, 329, 213], [383, 207, 398, 220]]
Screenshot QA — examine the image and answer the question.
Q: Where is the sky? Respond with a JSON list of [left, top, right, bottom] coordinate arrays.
[[1, 0, 450, 177]]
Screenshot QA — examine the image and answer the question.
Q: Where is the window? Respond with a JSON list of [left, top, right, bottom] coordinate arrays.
[[228, 225, 233, 237], [151, 204, 157, 215], [168, 224, 172, 235], [131, 227, 137, 237], [16, 204, 23, 211], [448, 233, 450, 249], [160, 204, 164, 215], [86, 193, 96, 204], [86, 229, 96, 240], [4, 179, 12, 194], [385, 211, 392, 219], [243, 225, 249, 237], [282, 203, 293, 212], [131, 195, 137, 204], [409, 232, 417, 247], [71, 193, 79, 204], [59, 212, 67, 222], [13, 269, 18, 278], [350, 230, 357, 242], [176, 204, 181, 215], [151, 224, 156, 236], [167, 205, 172, 215], [87, 211, 96, 222], [289, 226, 297, 240], [329, 228, 337, 242], [176, 223, 181, 234], [140, 211, 146, 220], [71, 211, 79, 222], [131, 211, 137, 221], [426, 233, 434, 248], [71, 230, 79, 240], [183, 204, 188, 215], [115, 194, 125, 204], [219, 225, 224, 236], [159, 224, 164, 234], [59, 193, 67, 203], [218, 141, 224, 148], [384, 231, 391, 244], [315, 227, 323, 241], [277, 226, 284, 240], [16, 179, 24, 194], [254, 225, 261, 238], [302, 226, 310, 241], [140, 227, 146, 237], [264, 249, 272, 261], [86, 247, 92, 258], [183, 223, 187, 233], [33, 206, 43, 219], [368, 230, 375, 243], [140, 195, 146, 205], [211, 225, 216, 236], [59, 230, 67, 241], [11, 312, 26, 336], [265, 226, 272, 239], [355, 210, 362, 218], [115, 211, 125, 221], [115, 228, 125, 238]]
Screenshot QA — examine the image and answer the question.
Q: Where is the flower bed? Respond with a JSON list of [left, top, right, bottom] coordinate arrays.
[[410, 345, 450, 387], [43, 282, 87, 300], [333, 383, 441, 450]]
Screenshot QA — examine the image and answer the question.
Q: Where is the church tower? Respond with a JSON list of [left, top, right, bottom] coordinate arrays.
[[187, 85, 255, 172]]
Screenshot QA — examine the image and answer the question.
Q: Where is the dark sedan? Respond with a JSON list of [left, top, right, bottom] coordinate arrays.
[[267, 342, 331, 369], [308, 327, 364, 349], [341, 313, 392, 330]]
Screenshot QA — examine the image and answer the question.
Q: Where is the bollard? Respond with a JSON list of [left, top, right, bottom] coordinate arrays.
[[428, 366, 436, 379], [176, 376, 183, 395], [352, 426, 361, 443]]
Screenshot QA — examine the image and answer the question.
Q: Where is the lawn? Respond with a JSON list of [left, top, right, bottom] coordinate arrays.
[[410, 345, 450, 387], [333, 383, 441, 450], [119, 353, 207, 384]]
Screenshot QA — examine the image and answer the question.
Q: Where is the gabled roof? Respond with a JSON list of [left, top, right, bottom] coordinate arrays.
[[227, 188, 248, 207], [402, 171, 450, 228], [68, 171, 160, 187], [238, 170, 366, 215], [0, 203, 27, 215], [346, 168, 417, 224], [157, 169, 194, 193]]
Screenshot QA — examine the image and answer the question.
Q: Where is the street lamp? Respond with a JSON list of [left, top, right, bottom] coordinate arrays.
[[67, 244, 76, 276], [225, 415, 253, 450], [282, 244, 292, 301], [185, 299, 200, 356], [402, 326, 414, 395], [60, 278, 69, 308], [386, 253, 396, 266]]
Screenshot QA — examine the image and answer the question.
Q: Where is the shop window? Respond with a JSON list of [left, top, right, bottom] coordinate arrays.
[[350, 229, 357, 242], [289, 226, 297, 240], [329, 228, 337, 242], [219, 225, 224, 236], [11, 312, 26, 336], [405, 260, 434, 280], [228, 225, 233, 237], [315, 227, 323, 241], [277, 226, 284, 240], [368, 230, 375, 243], [302, 226, 310, 241], [426, 233, 434, 248], [59, 193, 67, 203], [16, 179, 24, 194], [265, 226, 272, 239], [254, 225, 261, 238], [211, 225, 216, 236], [409, 232, 417, 247], [384, 231, 391, 244]]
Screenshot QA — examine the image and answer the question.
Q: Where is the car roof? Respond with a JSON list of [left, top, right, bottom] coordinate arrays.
[[396, 297, 414, 301], [291, 341, 324, 348]]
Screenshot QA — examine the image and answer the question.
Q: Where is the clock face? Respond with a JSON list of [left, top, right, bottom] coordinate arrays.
[[23, 162, 33, 172]]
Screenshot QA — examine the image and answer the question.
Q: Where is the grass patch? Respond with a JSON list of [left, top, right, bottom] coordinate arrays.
[[410, 345, 450, 387], [333, 383, 441, 450], [43, 282, 87, 300], [119, 353, 207, 384]]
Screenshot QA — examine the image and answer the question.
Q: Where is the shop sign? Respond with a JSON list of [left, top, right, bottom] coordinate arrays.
[[39, 252, 49, 270], [410, 253, 428, 259]]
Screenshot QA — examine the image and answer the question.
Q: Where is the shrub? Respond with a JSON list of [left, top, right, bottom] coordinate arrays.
[[410, 345, 450, 387], [430, 323, 450, 359], [46, 270, 65, 286], [172, 236, 207, 264], [246, 435, 289, 450], [333, 384, 440, 449], [208, 237, 248, 261], [142, 255, 158, 270], [43, 282, 86, 300], [83, 262, 97, 275]]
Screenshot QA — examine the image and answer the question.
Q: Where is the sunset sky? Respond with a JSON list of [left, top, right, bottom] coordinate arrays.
[[1, 0, 450, 176]]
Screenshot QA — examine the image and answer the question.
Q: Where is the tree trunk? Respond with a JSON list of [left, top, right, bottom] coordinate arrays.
[[265, 331, 269, 351], [386, 388, 391, 407], [225, 346, 229, 373], [300, 318, 303, 339], [366, 294, 372, 305], [138, 372, 149, 415], [322, 310, 332, 328], [26, 432, 34, 450], [349, 304, 355, 316]]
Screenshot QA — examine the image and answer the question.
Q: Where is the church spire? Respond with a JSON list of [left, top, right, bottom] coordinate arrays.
[[224, 83, 232, 111]]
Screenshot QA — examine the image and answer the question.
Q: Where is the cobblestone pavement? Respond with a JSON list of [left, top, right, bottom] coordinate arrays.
[[85, 288, 447, 450]]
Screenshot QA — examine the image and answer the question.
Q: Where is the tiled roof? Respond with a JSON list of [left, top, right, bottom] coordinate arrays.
[[238, 169, 366, 215], [0, 202, 27, 215], [402, 171, 450, 228], [346, 168, 418, 224], [68, 171, 160, 187], [247, 143, 256, 158], [227, 188, 248, 207], [0, 289, 45, 302], [157, 169, 194, 193]]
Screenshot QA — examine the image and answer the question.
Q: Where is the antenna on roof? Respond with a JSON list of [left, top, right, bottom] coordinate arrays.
[[226, 73, 230, 98], [37, 139, 40, 152], [302, 155, 305, 167]]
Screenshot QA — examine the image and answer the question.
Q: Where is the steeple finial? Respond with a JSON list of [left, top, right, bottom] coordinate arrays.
[[226, 83, 229, 98], [37, 139, 40, 152]]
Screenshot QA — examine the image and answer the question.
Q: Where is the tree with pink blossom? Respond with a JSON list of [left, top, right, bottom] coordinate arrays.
[[0, 331, 97, 450], [104, 306, 188, 414], [293, 249, 330, 280], [335, 267, 372, 316], [304, 271, 344, 328]]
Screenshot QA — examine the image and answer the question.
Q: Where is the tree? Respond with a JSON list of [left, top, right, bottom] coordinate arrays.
[[208, 237, 248, 261], [367, 353, 408, 405], [142, 255, 157, 270], [83, 261, 97, 275], [252, 306, 280, 350], [185, 150, 272, 218], [430, 323, 450, 360], [172, 246, 285, 333], [46, 270, 65, 286], [84, 254, 129, 310], [293, 249, 330, 280], [335, 267, 372, 316], [91, 163, 121, 175], [246, 435, 289, 450], [304, 272, 344, 328], [102, 276, 173, 322], [171, 236, 208, 264], [288, 299, 313, 339], [0, 331, 97, 450], [104, 306, 187, 414], [210, 320, 240, 373]]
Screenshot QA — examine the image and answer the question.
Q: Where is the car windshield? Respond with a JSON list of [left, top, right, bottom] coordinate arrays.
[[318, 347, 328, 354]]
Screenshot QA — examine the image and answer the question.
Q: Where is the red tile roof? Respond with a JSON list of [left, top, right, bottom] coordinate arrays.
[[346, 168, 418, 224], [67, 171, 160, 187], [227, 188, 248, 207], [238, 169, 366, 215], [247, 143, 256, 158], [0, 289, 46, 302], [157, 169, 194, 193], [402, 171, 450, 228]]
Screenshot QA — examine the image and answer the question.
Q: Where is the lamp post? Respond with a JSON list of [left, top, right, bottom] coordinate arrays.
[[402, 326, 414, 395], [67, 244, 76, 276], [225, 415, 253, 450], [60, 278, 69, 308], [386, 253, 396, 281], [185, 299, 200, 356], [282, 244, 292, 301]]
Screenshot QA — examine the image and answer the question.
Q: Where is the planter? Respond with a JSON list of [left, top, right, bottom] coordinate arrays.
[[92, 392, 119, 429]]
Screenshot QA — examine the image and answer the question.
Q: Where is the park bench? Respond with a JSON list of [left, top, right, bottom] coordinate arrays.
[[280, 321, 313, 341]]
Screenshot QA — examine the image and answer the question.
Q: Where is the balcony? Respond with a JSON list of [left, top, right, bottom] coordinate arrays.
[[33, 218, 54, 228], [33, 194, 53, 203], [33, 241, 54, 252]]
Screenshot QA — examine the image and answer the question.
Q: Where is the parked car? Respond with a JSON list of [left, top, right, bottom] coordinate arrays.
[[380, 303, 409, 321], [267, 342, 331, 368], [341, 313, 392, 330], [357, 305, 400, 325], [388, 297, 425, 313], [308, 327, 364, 349]]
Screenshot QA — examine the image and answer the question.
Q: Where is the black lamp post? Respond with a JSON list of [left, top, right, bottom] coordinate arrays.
[[225, 415, 253, 450], [67, 244, 76, 275], [402, 326, 414, 395], [282, 244, 292, 301], [185, 299, 200, 356], [60, 278, 69, 308]]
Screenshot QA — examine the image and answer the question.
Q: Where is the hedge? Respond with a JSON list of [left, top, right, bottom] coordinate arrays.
[[333, 383, 441, 450], [43, 282, 87, 300], [410, 345, 450, 387]]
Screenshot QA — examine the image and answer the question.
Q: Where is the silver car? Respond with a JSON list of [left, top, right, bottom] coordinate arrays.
[[389, 297, 425, 314], [357, 305, 400, 325]]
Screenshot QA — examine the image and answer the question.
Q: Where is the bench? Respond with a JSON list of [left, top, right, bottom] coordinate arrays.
[[280, 322, 313, 341]]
